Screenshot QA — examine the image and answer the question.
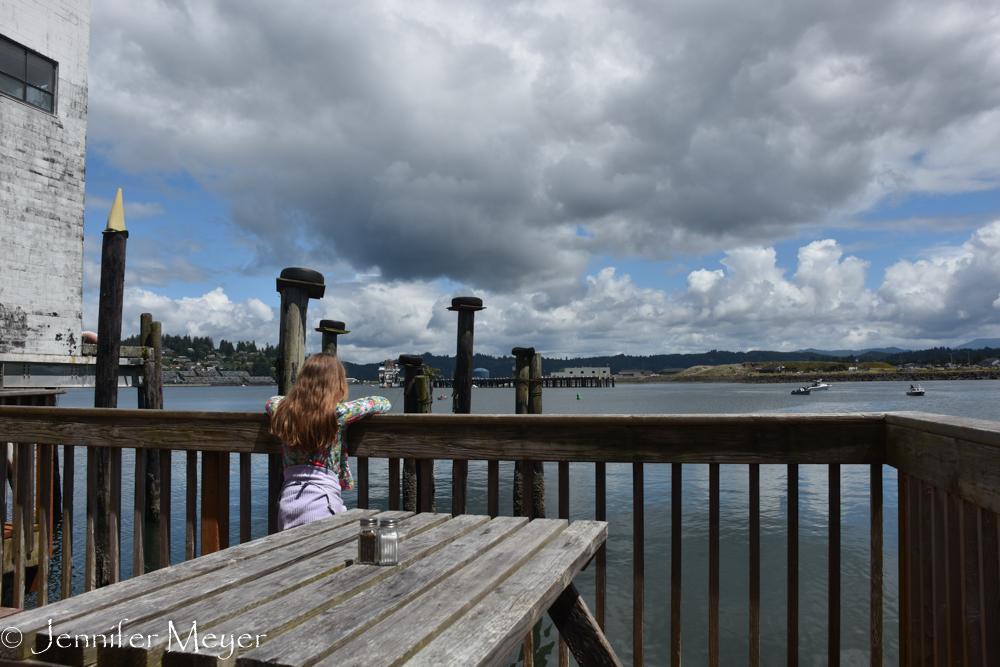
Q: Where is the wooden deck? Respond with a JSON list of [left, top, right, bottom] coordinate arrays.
[[0, 407, 998, 665]]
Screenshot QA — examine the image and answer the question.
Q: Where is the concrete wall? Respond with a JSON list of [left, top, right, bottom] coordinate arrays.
[[0, 0, 89, 358]]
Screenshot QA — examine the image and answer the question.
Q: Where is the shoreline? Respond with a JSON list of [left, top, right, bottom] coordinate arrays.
[[615, 369, 1000, 384]]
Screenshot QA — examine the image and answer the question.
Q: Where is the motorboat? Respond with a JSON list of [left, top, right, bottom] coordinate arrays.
[[791, 386, 811, 395], [906, 385, 925, 396], [810, 379, 831, 390]]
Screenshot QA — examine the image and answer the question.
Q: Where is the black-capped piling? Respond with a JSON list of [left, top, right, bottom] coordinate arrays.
[[316, 320, 349, 356], [270, 267, 326, 534], [448, 296, 484, 516]]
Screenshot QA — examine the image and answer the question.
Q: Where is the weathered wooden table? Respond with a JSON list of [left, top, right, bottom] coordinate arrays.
[[2, 510, 617, 667]]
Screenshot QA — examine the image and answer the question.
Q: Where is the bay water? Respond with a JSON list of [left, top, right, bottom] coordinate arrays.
[[47, 380, 1000, 666]]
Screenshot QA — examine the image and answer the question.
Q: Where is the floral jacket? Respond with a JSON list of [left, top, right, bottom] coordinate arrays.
[[265, 395, 391, 490]]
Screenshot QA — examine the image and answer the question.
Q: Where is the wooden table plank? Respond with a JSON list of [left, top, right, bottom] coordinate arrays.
[[407, 521, 610, 667], [37, 512, 407, 666], [96, 513, 448, 667], [236, 517, 527, 667], [0, 509, 377, 661], [162, 515, 493, 667], [309, 519, 569, 667]]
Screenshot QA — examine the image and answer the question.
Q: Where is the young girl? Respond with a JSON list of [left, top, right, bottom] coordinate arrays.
[[266, 353, 391, 531]]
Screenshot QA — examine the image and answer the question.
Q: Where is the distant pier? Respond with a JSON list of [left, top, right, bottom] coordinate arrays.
[[431, 376, 614, 388]]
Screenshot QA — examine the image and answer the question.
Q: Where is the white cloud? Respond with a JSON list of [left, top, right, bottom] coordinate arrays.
[[85, 287, 276, 345]]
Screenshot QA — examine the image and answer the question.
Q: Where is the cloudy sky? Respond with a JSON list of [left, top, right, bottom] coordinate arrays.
[[81, 0, 1000, 362]]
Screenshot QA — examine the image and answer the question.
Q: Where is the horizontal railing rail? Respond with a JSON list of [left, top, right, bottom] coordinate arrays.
[[1, 406, 887, 459], [0, 406, 998, 666]]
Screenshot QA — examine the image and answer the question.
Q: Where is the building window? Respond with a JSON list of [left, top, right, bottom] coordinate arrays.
[[0, 34, 56, 112]]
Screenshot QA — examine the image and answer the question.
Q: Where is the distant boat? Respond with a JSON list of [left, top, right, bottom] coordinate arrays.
[[810, 379, 832, 390], [791, 387, 811, 395], [906, 385, 925, 396]]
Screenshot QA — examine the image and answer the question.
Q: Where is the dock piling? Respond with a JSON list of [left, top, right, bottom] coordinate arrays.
[[448, 297, 484, 516], [512, 347, 544, 519], [92, 190, 128, 588], [137, 314, 164, 575], [315, 319, 349, 357], [271, 268, 326, 535], [399, 355, 432, 512]]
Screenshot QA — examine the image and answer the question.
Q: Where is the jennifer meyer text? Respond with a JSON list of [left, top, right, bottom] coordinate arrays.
[[12, 619, 266, 660]]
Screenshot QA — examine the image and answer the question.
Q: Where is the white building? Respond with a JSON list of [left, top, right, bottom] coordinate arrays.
[[1, 0, 90, 388], [550, 367, 611, 378]]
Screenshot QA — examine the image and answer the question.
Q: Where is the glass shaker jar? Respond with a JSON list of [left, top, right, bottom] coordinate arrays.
[[358, 517, 379, 565], [378, 517, 399, 566]]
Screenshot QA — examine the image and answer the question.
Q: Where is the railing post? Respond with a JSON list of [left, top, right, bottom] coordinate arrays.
[[709, 463, 720, 667], [38, 443, 52, 605], [870, 464, 883, 667], [787, 463, 798, 667], [448, 296, 484, 516], [750, 464, 760, 667], [898, 471, 910, 666], [271, 267, 326, 534], [93, 189, 128, 588], [61, 440, 74, 599], [829, 464, 840, 666], [12, 443, 33, 607], [634, 461, 644, 666], [596, 460, 607, 631], [670, 463, 681, 666]]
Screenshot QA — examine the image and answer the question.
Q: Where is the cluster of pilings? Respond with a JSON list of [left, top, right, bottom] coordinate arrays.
[[272, 276, 550, 521]]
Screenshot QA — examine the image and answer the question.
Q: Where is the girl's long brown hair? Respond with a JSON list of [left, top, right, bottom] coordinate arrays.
[[269, 353, 349, 451]]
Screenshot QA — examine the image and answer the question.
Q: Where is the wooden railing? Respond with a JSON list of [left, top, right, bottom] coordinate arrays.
[[0, 406, 998, 666]]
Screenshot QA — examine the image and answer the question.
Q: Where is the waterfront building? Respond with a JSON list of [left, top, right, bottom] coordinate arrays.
[[1, 0, 90, 388], [379, 359, 401, 387]]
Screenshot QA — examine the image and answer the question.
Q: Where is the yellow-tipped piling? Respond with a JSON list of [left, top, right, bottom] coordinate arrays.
[[104, 188, 126, 232]]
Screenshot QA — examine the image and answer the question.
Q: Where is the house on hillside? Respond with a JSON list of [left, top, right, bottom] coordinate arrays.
[[757, 365, 785, 374]]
